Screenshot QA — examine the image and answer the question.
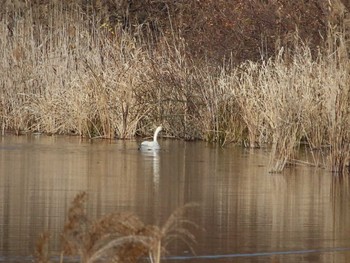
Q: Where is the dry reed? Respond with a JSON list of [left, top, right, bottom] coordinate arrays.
[[229, 36, 350, 173], [2, 1, 350, 173], [325, 27, 350, 175], [0, 2, 154, 138], [34, 232, 51, 263], [35, 192, 197, 263]]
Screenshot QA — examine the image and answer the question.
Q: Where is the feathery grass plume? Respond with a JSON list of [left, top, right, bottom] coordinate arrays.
[[58, 192, 198, 263], [60, 192, 152, 262], [34, 232, 51, 263], [85, 203, 199, 263], [159, 203, 199, 258], [86, 212, 159, 262], [61, 191, 89, 258]]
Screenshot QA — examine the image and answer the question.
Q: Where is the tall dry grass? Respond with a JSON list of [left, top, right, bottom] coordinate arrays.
[[325, 27, 350, 174], [35, 192, 197, 263], [230, 40, 350, 173], [0, 2, 154, 138], [2, 1, 350, 173], [0, 2, 240, 141], [145, 43, 241, 143], [234, 46, 322, 172]]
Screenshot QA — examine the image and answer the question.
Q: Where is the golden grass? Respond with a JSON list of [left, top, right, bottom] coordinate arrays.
[[2, 2, 350, 173], [226, 30, 350, 173], [35, 192, 198, 263], [0, 2, 154, 138]]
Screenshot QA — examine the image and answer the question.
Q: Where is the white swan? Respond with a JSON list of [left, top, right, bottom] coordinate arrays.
[[140, 126, 162, 150]]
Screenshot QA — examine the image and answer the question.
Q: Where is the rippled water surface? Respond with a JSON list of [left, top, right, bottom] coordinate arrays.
[[1, 135, 350, 262]]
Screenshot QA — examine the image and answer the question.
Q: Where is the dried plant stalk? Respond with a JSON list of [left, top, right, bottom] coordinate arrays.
[[34, 192, 198, 263]]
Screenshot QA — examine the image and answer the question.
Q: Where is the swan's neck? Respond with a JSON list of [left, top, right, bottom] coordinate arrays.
[[153, 128, 161, 142]]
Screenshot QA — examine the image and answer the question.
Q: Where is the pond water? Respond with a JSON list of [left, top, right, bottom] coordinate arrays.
[[1, 135, 350, 263]]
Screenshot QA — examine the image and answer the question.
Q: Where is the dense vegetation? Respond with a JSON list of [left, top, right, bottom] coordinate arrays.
[[1, 0, 350, 173]]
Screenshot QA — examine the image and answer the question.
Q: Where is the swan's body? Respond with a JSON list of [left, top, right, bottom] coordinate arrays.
[[140, 126, 162, 150]]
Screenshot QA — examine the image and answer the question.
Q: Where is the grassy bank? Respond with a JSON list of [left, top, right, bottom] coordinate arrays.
[[1, 1, 350, 173]]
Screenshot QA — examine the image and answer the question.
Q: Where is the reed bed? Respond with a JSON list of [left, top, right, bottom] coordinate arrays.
[[326, 31, 350, 175], [231, 40, 350, 173], [35, 192, 197, 263], [0, 2, 154, 138], [1, 1, 350, 173]]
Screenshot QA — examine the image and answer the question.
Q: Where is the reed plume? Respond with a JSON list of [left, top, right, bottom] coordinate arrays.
[[34, 232, 51, 263], [34, 192, 198, 263]]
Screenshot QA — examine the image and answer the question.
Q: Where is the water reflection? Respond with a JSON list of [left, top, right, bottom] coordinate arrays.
[[139, 148, 161, 227], [140, 149, 160, 186], [1, 136, 350, 262]]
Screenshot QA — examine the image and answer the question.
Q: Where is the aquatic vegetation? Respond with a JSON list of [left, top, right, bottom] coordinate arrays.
[[1, 0, 350, 173], [34, 192, 198, 263]]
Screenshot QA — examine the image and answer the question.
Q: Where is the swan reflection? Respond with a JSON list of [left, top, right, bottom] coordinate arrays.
[[140, 148, 160, 186]]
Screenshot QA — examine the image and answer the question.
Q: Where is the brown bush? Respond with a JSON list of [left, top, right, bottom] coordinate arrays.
[[3, 0, 332, 65], [97, 0, 330, 64]]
